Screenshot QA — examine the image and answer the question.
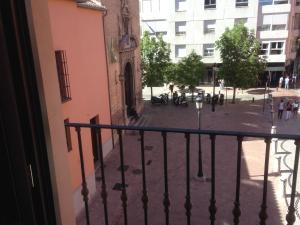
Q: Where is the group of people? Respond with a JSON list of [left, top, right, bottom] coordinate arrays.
[[278, 98, 299, 120], [278, 74, 297, 89]]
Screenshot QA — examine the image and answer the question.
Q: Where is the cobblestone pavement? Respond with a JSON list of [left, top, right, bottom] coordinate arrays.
[[77, 86, 300, 225]]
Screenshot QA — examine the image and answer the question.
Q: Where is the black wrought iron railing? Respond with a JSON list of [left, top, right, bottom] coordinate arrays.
[[65, 123, 300, 225]]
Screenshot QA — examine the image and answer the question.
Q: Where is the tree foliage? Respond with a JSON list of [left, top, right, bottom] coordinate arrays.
[[141, 32, 171, 97], [215, 23, 266, 103], [175, 51, 205, 89]]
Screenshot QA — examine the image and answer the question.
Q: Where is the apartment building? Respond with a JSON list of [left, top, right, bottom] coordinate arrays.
[[140, 0, 299, 84]]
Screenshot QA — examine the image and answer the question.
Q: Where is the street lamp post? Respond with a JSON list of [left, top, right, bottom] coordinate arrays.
[[195, 93, 204, 178], [212, 64, 216, 112], [270, 98, 274, 126]]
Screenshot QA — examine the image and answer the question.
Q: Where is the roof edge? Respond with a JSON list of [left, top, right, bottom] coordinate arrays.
[[76, 0, 107, 12]]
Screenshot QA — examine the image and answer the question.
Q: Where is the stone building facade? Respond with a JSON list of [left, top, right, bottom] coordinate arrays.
[[102, 0, 143, 127]]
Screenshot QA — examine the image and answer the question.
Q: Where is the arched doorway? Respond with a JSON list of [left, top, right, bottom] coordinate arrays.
[[124, 62, 135, 116]]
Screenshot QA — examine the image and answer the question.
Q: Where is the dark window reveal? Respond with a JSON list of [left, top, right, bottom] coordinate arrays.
[[64, 119, 72, 152], [55, 50, 71, 102]]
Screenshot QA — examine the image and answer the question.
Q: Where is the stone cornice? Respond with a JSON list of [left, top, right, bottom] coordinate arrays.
[[76, 0, 106, 11]]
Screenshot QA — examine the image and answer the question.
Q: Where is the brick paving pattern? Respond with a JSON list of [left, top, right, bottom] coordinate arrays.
[[77, 86, 300, 225]]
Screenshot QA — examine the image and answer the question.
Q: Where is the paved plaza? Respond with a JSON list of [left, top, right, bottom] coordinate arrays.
[[78, 86, 300, 225]]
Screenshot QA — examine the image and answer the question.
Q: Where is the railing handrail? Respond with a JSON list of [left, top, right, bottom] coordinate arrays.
[[65, 122, 300, 140]]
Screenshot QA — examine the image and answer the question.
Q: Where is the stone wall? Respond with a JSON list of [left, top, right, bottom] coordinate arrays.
[[102, 0, 143, 126]]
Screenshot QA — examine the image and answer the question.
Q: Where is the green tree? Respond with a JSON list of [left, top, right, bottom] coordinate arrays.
[[175, 51, 205, 101], [216, 23, 266, 103], [141, 31, 171, 97]]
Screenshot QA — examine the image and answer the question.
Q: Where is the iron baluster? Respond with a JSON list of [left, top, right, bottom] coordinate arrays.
[[209, 134, 217, 225], [259, 138, 271, 225], [185, 133, 192, 225], [139, 130, 149, 225], [117, 129, 128, 225], [95, 128, 109, 225], [162, 132, 170, 225], [286, 140, 300, 225], [75, 127, 90, 225], [233, 136, 243, 225]]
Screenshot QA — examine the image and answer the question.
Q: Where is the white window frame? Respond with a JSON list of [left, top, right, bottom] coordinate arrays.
[[258, 14, 287, 31], [260, 42, 269, 55], [270, 41, 284, 55], [204, 0, 216, 9], [259, 0, 288, 5], [203, 44, 215, 57], [175, 45, 186, 58], [236, 0, 248, 7], [204, 20, 216, 34]]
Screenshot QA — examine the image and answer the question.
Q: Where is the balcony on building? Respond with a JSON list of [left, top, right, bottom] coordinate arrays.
[[257, 14, 289, 39], [296, 1, 300, 13], [259, 0, 291, 13]]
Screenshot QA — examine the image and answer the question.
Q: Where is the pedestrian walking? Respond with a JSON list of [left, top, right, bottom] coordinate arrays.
[[285, 100, 292, 120], [292, 100, 299, 117], [278, 99, 284, 120], [219, 79, 224, 91], [284, 76, 290, 89], [278, 76, 283, 89]]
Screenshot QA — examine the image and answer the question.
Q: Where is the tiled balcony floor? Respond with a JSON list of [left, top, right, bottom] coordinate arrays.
[[77, 87, 300, 225]]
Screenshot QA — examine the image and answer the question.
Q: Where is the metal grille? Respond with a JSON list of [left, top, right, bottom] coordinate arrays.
[[66, 122, 300, 225], [55, 50, 71, 102]]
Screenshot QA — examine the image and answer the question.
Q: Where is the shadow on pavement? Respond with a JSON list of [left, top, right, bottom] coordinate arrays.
[[246, 88, 273, 95], [76, 99, 289, 225]]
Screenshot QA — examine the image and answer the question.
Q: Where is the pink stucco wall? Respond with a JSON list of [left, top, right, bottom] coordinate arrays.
[[48, 0, 111, 190]]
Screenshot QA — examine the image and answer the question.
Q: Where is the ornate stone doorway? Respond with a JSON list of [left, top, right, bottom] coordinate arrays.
[[124, 62, 135, 116]]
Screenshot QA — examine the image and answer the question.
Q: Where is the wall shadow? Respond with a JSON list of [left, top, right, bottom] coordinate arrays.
[[76, 99, 289, 225]]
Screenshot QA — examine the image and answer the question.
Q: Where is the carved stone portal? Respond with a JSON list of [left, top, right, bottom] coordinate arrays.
[[119, 0, 137, 51]]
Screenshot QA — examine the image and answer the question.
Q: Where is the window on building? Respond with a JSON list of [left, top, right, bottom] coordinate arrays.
[[273, 0, 288, 4], [64, 119, 72, 152], [55, 50, 71, 102], [142, 0, 152, 12], [234, 18, 247, 26], [203, 44, 214, 57], [260, 43, 269, 55], [294, 14, 300, 30], [236, 0, 248, 7], [204, 0, 216, 9], [143, 20, 168, 36], [258, 25, 271, 31], [259, 0, 272, 5], [258, 14, 287, 31], [204, 20, 216, 34], [175, 45, 186, 57], [297, 0, 300, 6], [259, 0, 289, 5], [271, 14, 287, 30], [270, 42, 284, 55], [175, 0, 187, 11], [175, 21, 187, 35]]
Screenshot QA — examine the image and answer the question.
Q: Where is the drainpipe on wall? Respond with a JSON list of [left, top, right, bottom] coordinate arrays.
[[101, 8, 115, 148]]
